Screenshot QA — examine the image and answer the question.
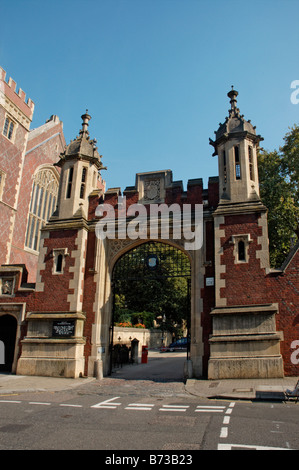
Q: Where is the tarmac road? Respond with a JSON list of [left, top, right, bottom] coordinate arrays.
[[111, 349, 187, 382], [0, 349, 299, 451]]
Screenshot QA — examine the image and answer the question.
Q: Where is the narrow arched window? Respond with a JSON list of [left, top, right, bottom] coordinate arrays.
[[234, 146, 241, 180], [223, 150, 227, 183], [52, 249, 67, 274], [56, 254, 63, 273], [80, 167, 87, 199], [3, 116, 15, 141], [238, 240, 245, 262], [248, 146, 254, 181], [66, 167, 74, 199], [25, 168, 59, 251]]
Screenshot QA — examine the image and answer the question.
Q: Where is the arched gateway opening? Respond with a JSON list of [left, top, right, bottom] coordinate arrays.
[[0, 315, 17, 373], [109, 241, 191, 380]]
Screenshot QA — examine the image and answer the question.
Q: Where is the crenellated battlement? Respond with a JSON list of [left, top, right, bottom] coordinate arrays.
[[0, 66, 35, 119], [87, 173, 219, 221]]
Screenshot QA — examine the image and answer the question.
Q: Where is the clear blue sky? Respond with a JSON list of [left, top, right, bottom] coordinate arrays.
[[1, 0, 298, 191]]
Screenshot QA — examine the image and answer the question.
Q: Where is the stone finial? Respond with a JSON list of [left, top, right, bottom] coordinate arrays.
[[227, 86, 239, 112], [80, 110, 91, 137]]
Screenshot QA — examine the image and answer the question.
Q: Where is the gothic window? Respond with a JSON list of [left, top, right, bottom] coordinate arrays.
[[248, 146, 254, 181], [2, 116, 15, 141], [234, 146, 241, 180], [231, 234, 252, 264], [25, 168, 59, 251], [80, 167, 87, 199], [66, 167, 74, 199], [52, 248, 68, 274]]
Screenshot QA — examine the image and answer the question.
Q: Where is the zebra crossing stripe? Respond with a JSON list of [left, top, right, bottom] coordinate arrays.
[[159, 405, 190, 412], [125, 403, 155, 411], [0, 398, 233, 415], [195, 405, 225, 413]]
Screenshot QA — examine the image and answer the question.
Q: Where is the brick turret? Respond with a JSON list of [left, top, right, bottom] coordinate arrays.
[[208, 88, 284, 379], [54, 111, 106, 220]]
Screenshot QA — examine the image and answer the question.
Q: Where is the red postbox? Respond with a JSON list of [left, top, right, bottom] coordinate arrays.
[[141, 345, 148, 364]]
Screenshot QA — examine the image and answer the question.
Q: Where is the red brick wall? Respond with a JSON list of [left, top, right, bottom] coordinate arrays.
[[0, 67, 65, 280], [0, 70, 34, 121], [9, 122, 65, 282], [1, 230, 77, 313], [0, 228, 81, 362], [218, 211, 299, 376], [0, 204, 12, 264], [219, 213, 269, 306], [90, 178, 215, 220], [268, 250, 299, 376], [35, 229, 78, 311], [0, 106, 29, 264], [208, 178, 219, 208]]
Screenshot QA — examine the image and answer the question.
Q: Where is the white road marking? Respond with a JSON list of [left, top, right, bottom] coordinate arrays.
[[125, 403, 155, 411], [220, 427, 228, 438], [127, 403, 155, 407], [0, 400, 21, 403], [195, 405, 225, 413], [162, 405, 190, 408], [0, 397, 237, 420], [219, 403, 235, 440], [29, 402, 51, 406], [223, 416, 230, 424], [60, 404, 83, 408], [218, 443, 291, 450], [91, 397, 121, 409], [159, 405, 190, 412], [196, 405, 226, 408]]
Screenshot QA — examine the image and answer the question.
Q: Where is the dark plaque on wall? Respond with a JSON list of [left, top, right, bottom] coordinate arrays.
[[52, 320, 75, 337]]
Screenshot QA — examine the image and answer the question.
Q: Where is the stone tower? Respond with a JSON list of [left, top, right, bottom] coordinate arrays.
[[54, 111, 106, 220], [210, 86, 262, 206], [207, 88, 284, 379], [0, 66, 35, 265], [17, 113, 106, 378]]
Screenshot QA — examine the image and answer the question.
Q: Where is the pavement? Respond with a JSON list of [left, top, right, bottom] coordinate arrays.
[[0, 371, 298, 402], [0, 373, 95, 395], [185, 377, 299, 401]]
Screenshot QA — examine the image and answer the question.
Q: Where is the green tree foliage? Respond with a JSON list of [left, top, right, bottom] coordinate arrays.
[[113, 242, 190, 335], [258, 124, 299, 268], [280, 125, 299, 207]]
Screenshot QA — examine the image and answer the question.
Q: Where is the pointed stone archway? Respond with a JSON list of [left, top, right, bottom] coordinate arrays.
[[109, 240, 191, 376], [89, 237, 205, 380], [0, 304, 25, 374]]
